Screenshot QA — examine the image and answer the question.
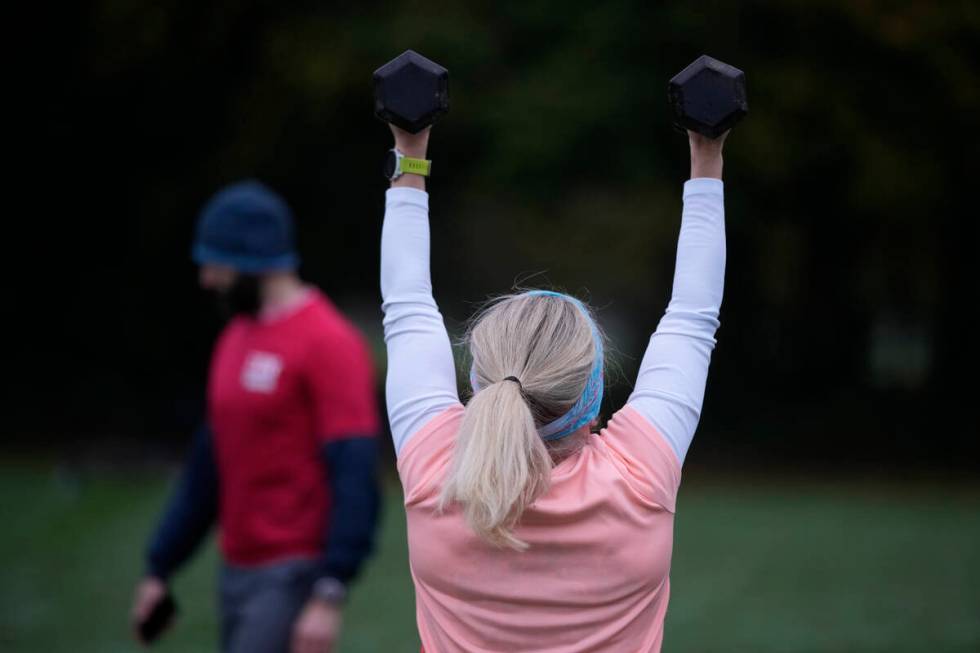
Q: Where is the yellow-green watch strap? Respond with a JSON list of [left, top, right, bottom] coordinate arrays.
[[400, 156, 431, 177]]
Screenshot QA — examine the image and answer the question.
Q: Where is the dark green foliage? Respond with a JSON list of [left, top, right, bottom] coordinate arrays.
[[20, 1, 980, 461]]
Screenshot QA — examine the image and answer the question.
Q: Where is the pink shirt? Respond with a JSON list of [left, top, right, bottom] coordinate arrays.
[[398, 404, 681, 653]]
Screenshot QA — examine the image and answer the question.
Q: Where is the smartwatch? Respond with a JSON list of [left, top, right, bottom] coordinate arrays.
[[311, 576, 348, 605], [383, 148, 431, 181]]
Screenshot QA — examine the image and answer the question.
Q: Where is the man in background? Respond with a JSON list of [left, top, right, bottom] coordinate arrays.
[[130, 180, 381, 653]]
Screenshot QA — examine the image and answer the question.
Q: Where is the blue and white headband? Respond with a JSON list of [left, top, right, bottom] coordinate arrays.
[[470, 290, 605, 442]]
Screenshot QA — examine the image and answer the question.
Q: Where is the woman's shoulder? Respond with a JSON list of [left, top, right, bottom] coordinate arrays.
[[590, 406, 683, 512], [396, 403, 465, 504]]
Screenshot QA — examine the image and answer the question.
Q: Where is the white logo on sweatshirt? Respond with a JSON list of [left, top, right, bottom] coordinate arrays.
[[240, 351, 283, 393]]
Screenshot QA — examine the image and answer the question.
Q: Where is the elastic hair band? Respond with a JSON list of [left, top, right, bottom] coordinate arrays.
[[470, 290, 604, 442], [502, 376, 522, 388]]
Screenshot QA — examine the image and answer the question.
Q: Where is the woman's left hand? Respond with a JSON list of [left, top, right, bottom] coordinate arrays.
[[389, 124, 430, 159]]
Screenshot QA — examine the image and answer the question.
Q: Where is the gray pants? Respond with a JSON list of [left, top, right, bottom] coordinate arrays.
[[219, 558, 319, 653]]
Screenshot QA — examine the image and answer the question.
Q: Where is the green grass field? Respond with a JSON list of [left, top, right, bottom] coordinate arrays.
[[2, 463, 978, 652]]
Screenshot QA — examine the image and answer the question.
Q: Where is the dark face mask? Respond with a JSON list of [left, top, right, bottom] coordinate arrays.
[[213, 274, 262, 319]]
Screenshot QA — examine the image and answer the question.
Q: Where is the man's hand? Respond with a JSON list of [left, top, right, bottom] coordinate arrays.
[[130, 576, 171, 644], [689, 130, 728, 180], [388, 125, 430, 190], [291, 599, 343, 653]]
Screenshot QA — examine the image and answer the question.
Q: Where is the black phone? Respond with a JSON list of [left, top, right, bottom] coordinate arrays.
[[138, 593, 177, 644]]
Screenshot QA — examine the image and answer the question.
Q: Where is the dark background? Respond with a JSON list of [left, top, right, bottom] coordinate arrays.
[[17, 1, 980, 466]]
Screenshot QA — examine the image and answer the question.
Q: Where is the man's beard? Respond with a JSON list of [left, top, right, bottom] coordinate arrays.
[[213, 274, 262, 319]]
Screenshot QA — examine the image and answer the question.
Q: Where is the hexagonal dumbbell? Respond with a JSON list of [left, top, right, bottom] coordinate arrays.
[[373, 50, 450, 134], [668, 55, 748, 138]]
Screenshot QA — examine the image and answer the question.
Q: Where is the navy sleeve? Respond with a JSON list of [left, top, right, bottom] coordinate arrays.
[[319, 436, 381, 585], [145, 424, 219, 580]]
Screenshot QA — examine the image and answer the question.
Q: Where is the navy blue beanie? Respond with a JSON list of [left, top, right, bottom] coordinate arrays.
[[192, 180, 300, 273]]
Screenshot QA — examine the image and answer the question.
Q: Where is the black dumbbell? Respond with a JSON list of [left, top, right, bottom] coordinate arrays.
[[668, 55, 747, 138], [373, 50, 450, 134]]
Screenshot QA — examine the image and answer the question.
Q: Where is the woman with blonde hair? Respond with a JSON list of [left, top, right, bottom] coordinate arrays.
[[380, 121, 727, 652]]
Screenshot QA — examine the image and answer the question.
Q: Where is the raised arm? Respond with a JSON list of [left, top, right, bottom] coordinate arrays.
[[628, 132, 727, 465], [381, 126, 460, 454]]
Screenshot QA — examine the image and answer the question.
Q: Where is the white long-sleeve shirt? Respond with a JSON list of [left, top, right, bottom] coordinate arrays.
[[381, 178, 725, 464]]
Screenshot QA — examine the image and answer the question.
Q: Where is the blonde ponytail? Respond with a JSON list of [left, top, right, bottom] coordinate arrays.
[[440, 292, 602, 550], [440, 379, 551, 550]]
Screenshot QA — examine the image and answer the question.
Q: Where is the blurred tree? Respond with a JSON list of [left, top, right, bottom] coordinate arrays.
[[18, 0, 980, 466]]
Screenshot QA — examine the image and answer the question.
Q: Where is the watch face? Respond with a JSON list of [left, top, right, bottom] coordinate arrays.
[[382, 150, 398, 180], [314, 577, 348, 604]]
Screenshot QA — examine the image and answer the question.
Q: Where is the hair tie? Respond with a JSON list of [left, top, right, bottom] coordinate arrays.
[[469, 290, 604, 442]]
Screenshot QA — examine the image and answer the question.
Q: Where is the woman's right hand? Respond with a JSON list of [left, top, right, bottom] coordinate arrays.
[[689, 130, 727, 180]]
